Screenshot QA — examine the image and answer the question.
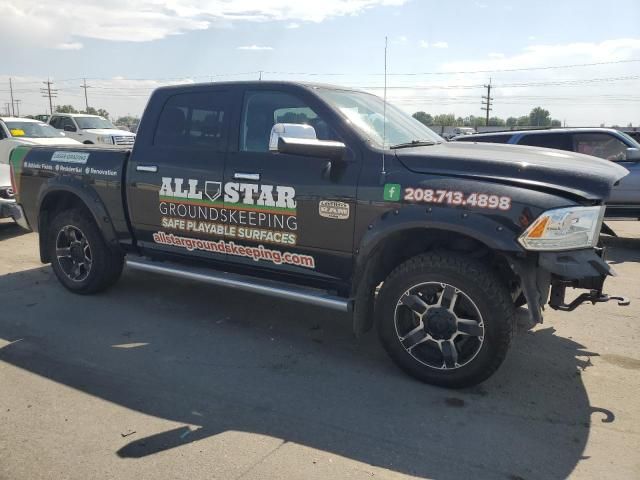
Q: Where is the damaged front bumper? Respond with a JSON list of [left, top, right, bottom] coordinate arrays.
[[510, 248, 629, 323]]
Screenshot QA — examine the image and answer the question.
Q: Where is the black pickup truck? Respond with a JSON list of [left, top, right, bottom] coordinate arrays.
[[6, 81, 629, 388]]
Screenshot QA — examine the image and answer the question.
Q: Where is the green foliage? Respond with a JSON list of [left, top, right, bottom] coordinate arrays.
[[413, 107, 562, 129], [115, 115, 140, 126], [55, 105, 79, 114], [412, 111, 433, 126]]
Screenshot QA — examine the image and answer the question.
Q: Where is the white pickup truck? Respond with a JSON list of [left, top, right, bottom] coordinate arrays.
[[48, 113, 135, 146]]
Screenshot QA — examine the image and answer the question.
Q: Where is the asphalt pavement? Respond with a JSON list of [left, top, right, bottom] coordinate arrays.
[[1, 219, 639, 480]]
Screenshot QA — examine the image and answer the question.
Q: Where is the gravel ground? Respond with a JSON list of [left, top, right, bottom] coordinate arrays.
[[0, 219, 639, 480]]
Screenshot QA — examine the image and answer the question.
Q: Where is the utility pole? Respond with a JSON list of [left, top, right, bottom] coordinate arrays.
[[259, 70, 263, 81], [9, 78, 15, 116], [481, 78, 493, 126], [14, 99, 21, 117], [4, 103, 10, 116], [80, 78, 91, 111], [40, 78, 58, 115]]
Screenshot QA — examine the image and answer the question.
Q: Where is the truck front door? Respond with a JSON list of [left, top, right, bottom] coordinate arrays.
[[126, 88, 234, 263], [223, 88, 361, 290]]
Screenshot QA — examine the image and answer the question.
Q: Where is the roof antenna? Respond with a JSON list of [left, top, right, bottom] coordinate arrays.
[[380, 35, 388, 184]]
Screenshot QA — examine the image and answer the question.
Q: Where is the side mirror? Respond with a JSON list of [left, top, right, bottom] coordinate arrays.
[[269, 123, 346, 160], [63, 125, 76, 132], [625, 148, 640, 161]]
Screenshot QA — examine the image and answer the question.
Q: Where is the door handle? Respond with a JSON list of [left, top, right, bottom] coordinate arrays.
[[234, 172, 260, 181], [137, 165, 158, 173]]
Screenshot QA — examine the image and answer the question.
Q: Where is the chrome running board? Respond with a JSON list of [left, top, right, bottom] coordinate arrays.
[[125, 255, 352, 312]]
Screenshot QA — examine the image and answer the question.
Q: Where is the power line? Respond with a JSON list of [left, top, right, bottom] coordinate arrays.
[[481, 78, 493, 124], [40, 78, 58, 115], [14, 99, 21, 117], [9, 78, 15, 116], [80, 78, 91, 111]]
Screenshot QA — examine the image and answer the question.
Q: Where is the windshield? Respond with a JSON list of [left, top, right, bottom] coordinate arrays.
[[315, 88, 443, 147], [5, 121, 66, 139], [74, 116, 115, 130]]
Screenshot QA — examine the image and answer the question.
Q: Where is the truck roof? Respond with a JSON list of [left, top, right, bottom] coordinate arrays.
[[153, 80, 366, 94], [50, 113, 104, 118], [0, 117, 44, 123]]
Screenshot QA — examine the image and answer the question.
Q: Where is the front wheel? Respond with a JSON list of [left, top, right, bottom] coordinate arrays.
[[376, 252, 514, 388], [49, 208, 123, 294]]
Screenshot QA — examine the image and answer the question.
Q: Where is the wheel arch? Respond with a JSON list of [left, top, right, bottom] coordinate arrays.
[[37, 180, 119, 263], [351, 215, 522, 336]]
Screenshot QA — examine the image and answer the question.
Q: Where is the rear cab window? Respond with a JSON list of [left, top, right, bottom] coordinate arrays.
[[154, 91, 230, 150]]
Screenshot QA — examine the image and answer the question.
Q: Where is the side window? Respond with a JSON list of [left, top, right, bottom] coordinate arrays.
[[49, 117, 61, 129], [154, 91, 229, 150], [240, 91, 336, 152], [0, 124, 6, 140], [60, 117, 76, 132], [573, 133, 629, 161], [518, 133, 572, 151]]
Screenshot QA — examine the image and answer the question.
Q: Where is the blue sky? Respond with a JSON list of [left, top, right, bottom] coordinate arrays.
[[1, 0, 639, 125]]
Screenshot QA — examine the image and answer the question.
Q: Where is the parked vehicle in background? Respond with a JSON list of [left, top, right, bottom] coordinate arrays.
[[0, 117, 81, 165], [48, 113, 136, 147], [0, 117, 81, 222], [454, 128, 640, 219], [443, 127, 476, 141], [7, 82, 629, 388]]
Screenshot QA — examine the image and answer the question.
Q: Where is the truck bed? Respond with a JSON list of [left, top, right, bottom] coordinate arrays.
[[10, 145, 131, 240]]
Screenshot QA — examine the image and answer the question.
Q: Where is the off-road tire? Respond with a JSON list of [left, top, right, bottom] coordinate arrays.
[[376, 251, 514, 388], [49, 208, 124, 294]]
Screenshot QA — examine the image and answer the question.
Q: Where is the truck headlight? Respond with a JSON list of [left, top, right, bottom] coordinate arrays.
[[518, 205, 604, 251], [98, 136, 113, 144]]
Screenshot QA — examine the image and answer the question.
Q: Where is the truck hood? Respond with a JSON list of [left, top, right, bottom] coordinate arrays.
[[395, 142, 629, 200], [84, 128, 134, 136]]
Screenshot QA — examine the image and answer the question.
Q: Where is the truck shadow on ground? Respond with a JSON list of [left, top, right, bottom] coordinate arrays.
[[601, 235, 640, 264], [0, 266, 616, 480], [0, 220, 30, 241]]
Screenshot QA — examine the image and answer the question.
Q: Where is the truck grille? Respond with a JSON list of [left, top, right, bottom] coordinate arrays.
[[114, 135, 135, 146]]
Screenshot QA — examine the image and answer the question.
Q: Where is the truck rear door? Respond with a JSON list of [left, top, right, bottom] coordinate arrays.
[[126, 87, 236, 262]]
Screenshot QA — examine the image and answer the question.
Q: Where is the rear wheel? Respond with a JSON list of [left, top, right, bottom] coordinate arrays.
[[49, 208, 123, 294], [376, 252, 514, 388]]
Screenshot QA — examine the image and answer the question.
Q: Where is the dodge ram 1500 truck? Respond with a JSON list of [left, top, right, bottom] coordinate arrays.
[[6, 81, 630, 388]]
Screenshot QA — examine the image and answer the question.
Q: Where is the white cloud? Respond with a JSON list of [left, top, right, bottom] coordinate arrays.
[[286, 22, 301, 29], [0, 0, 407, 45], [420, 40, 448, 49], [55, 42, 83, 50], [488, 52, 504, 58], [237, 45, 274, 50]]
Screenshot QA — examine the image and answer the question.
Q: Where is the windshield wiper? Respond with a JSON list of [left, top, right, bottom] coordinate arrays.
[[390, 140, 438, 149]]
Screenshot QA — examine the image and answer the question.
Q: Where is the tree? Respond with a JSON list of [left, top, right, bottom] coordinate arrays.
[[487, 116, 506, 127], [506, 117, 518, 127], [412, 111, 433, 126], [433, 113, 456, 126], [529, 107, 551, 127], [116, 115, 140, 127], [550, 119, 562, 127], [81, 106, 110, 118], [517, 116, 530, 126], [55, 105, 79, 114]]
